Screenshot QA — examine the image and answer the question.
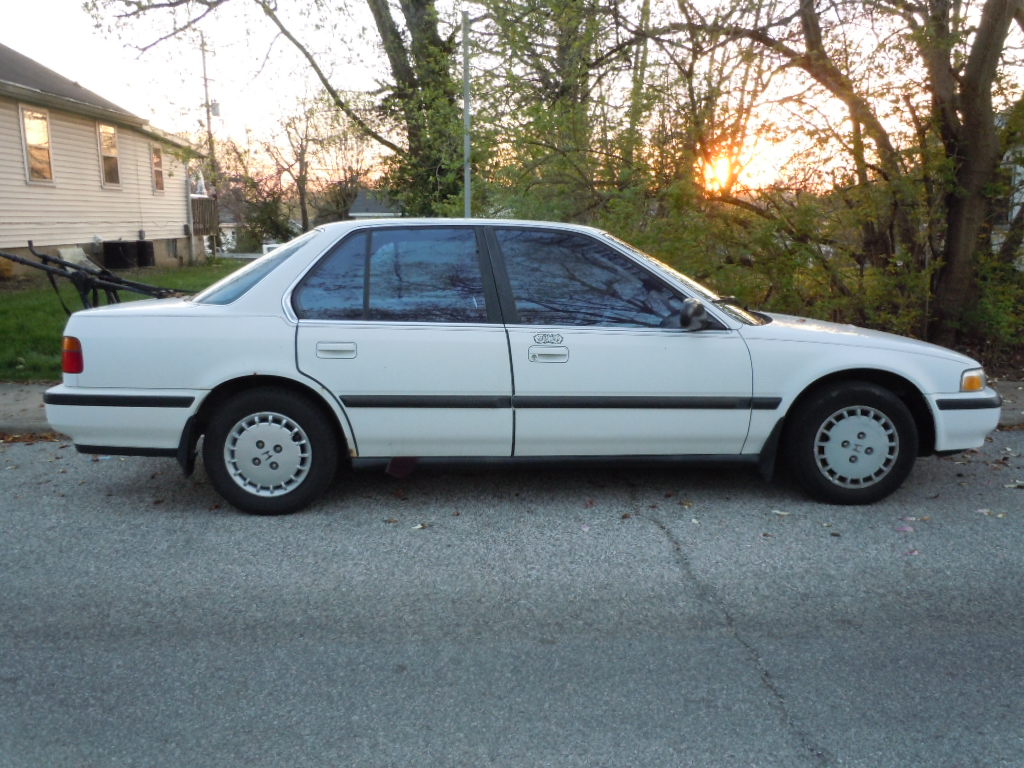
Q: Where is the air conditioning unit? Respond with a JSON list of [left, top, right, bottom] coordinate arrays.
[[102, 241, 138, 269], [136, 240, 155, 267]]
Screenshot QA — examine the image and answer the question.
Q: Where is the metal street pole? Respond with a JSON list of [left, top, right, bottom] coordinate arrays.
[[463, 10, 471, 218], [200, 33, 220, 256]]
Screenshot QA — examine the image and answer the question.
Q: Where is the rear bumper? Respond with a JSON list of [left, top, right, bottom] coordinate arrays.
[[44, 384, 201, 452]]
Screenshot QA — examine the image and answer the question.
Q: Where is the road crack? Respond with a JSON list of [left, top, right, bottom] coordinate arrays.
[[640, 512, 836, 767]]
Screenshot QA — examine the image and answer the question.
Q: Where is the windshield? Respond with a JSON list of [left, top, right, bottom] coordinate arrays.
[[194, 231, 317, 305], [603, 233, 770, 326]]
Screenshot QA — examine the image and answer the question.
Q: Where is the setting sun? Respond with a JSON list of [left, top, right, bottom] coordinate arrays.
[[702, 155, 733, 192]]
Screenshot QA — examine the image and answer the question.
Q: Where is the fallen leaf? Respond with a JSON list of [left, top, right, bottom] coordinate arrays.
[[621, 513, 632, 520], [0, 431, 64, 445]]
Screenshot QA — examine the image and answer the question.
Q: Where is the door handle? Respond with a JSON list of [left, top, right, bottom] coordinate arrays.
[[528, 345, 569, 363], [316, 341, 357, 359]]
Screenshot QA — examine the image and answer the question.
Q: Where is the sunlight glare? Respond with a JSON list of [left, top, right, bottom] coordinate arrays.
[[702, 155, 733, 192]]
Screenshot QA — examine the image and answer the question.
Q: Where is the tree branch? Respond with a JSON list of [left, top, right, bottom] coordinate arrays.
[[251, 0, 404, 155]]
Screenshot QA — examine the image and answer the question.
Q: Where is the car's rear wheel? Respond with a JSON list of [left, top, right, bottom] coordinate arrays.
[[203, 388, 337, 515], [785, 382, 918, 505]]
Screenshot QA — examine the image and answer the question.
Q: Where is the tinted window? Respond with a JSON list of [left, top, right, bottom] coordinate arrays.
[[496, 229, 685, 327], [195, 232, 316, 305], [294, 228, 488, 323]]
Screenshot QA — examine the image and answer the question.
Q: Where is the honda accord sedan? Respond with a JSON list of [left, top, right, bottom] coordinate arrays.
[[45, 219, 1002, 514]]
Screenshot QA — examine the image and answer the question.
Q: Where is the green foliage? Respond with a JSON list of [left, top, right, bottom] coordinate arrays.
[[965, 253, 1024, 351]]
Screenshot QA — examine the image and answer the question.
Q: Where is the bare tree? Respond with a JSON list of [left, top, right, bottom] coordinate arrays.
[[91, 0, 462, 214]]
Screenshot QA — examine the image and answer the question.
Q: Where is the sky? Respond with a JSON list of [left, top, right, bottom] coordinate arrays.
[[1, 0, 382, 142]]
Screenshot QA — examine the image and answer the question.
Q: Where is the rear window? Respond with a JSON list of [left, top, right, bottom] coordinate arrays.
[[194, 232, 316, 305]]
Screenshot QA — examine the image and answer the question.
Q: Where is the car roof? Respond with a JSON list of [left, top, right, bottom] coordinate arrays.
[[314, 218, 607, 237]]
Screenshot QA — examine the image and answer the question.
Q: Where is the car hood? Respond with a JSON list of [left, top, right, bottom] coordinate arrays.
[[743, 313, 978, 366]]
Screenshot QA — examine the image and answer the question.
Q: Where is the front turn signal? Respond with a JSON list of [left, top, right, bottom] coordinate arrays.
[[960, 368, 986, 393], [62, 336, 84, 374]]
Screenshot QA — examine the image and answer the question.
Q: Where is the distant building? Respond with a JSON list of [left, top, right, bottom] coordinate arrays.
[[0, 42, 202, 274], [347, 187, 401, 219]]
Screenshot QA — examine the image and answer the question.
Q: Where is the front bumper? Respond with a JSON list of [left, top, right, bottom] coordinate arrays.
[[929, 388, 1002, 452]]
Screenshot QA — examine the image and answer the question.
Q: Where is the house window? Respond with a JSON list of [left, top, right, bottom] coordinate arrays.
[[98, 124, 120, 186], [20, 107, 53, 182], [151, 145, 165, 191]]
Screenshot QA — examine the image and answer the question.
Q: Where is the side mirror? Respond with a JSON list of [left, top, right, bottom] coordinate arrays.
[[678, 297, 708, 331]]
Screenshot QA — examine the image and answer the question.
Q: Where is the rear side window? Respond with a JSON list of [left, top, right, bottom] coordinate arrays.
[[293, 228, 488, 323], [195, 233, 315, 305]]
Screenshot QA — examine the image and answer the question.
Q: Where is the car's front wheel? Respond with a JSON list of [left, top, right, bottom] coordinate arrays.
[[785, 382, 919, 505], [202, 388, 338, 515]]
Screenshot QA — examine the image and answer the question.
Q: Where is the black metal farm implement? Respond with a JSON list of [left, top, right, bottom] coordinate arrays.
[[0, 242, 191, 315]]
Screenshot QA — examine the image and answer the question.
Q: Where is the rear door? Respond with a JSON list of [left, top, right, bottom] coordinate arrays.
[[489, 227, 755, 456], [293, 226, 512, 457]]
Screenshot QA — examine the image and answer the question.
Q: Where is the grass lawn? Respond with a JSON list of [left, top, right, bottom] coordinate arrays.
[[0, 261, 242, 381]]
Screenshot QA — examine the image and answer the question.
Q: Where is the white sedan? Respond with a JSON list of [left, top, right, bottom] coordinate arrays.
[[45, 220, 1002, 514]]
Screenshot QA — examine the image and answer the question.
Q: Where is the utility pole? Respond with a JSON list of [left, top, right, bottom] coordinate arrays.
[[462, 11, 471, 218], [200, 33, 220, 256]]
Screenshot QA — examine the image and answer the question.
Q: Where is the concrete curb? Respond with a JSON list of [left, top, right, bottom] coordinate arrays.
[[2, 379, 1022, 439]]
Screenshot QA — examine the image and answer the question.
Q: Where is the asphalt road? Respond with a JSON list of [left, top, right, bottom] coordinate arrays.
[[2, 430, 1022, 768]]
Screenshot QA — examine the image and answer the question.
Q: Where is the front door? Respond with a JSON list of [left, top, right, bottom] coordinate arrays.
[[490, 227, 754, 456], [293, 226, 513, 457]]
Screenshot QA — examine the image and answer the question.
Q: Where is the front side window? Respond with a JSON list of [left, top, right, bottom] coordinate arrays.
[[151, 145, 165, 191], [98, 124, 120, 186], [20, 107, 53, 182], [294, 228, 488, 323], [495, 228, 686, 327]]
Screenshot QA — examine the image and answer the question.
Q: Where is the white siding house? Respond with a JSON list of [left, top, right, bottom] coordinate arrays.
[[0, 42, 201, 274]]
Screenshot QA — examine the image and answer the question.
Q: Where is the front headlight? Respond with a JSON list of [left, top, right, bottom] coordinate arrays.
[[960, 368, 987, 392]]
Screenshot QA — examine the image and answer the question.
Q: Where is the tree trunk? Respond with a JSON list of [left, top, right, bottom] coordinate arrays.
[[930, 0, 1020, 343]]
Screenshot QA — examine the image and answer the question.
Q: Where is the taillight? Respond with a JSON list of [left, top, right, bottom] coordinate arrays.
[[62, 336, 84, 374]]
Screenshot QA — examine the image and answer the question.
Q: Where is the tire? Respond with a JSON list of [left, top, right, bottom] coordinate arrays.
[[202, 387, 338, 515], [784, 382, 918, 505]]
